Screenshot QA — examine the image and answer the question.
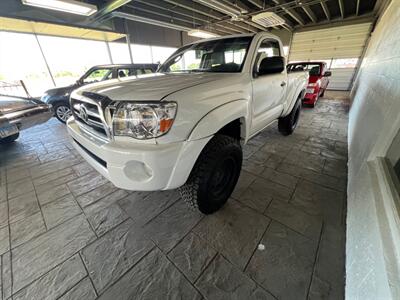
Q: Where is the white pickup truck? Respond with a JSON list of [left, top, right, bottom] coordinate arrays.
[[67, 32, 308, 214]]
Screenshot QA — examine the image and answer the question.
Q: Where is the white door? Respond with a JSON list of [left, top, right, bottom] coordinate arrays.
[[251, 38, 286, 135], [289, 22, 372, 91]]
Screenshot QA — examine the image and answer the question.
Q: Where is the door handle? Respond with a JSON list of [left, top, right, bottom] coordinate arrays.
[[280, 81, 286, 87]]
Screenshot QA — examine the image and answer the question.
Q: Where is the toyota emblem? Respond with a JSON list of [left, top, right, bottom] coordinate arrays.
[[79, 105, 88, 123]]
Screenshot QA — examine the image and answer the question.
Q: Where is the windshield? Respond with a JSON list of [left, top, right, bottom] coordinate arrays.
[[288, 63, 322, 76], [82, 68, 113, 84], [159, 36, 252, 73]]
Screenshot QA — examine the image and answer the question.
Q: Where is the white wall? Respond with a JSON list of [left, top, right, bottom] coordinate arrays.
[[347, 0, 400, 298]]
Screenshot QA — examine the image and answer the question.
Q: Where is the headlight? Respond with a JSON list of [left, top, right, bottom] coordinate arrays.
[[112, 102, 177, 139]]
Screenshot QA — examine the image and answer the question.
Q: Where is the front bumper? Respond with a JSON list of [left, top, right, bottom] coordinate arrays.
[[0, 105, 53, 131], [67, 118, 211, 191]]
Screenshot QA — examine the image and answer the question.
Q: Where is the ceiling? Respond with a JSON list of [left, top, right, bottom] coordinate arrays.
[[110, 0, 380, 34], [0, 0, 383, 38]]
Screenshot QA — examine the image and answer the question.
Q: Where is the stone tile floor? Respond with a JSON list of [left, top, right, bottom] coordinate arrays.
[[0, 94, 348, 300]]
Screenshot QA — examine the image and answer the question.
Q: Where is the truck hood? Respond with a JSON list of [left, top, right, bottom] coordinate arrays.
[[74, 73, 226, 101]]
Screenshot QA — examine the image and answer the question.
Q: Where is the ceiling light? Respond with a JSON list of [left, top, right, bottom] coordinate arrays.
[[252, 12, 286, 27], [21, 0, 98, 16], [188, 29, 219, 39], [195, 0, 242, 18]]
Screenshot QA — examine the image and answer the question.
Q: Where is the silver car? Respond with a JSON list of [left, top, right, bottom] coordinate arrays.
[[0, 95, 53, 143]]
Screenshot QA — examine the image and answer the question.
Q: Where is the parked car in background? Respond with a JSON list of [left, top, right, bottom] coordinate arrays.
[[41, 64, 159, 123], [0, 95, 52, 143], [67, 33, 308, 214], [287, 62, 331, 107]]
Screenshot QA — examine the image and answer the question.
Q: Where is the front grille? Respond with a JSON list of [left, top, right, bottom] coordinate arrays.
[[71, 97, 108, 138]]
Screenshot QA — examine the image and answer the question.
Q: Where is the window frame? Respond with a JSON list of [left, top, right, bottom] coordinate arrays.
[[252, 37, 283, 78]]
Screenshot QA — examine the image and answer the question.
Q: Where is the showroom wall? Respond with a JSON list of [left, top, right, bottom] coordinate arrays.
[[347, 0, 400, 298]]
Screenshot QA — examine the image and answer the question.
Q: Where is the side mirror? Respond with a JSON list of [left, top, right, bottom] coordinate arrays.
[[256, 56, 285, 77], [324, 71, 332, 77]]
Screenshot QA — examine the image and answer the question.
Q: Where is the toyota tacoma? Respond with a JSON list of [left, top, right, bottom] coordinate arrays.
[[67, 33, 308, 214]]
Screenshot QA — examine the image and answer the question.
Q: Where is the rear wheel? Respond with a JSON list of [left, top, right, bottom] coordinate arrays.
[[0, 132, 19, 144], [278, 98, 301, 136], [54, 103, 72, 123], [179, 134, 242, 214]]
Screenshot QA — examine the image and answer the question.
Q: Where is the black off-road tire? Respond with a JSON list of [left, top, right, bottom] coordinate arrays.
[[278, 98, 301, 136], [179, 134, 242, 214], [0, 132, 19, 144], [320, 89, 325, 97]]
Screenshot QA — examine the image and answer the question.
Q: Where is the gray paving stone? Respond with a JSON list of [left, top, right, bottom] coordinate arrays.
[[264, 153, 285, 169], [42, 195, 82, 228], [246, 221, 317, 300], [58, 277, 97, 300], [34, 173, 77, 195], [72, 162, 94, 177], [118, 190, 178, 226], [97, 248, 201, 300], [12, 215, 96, 292], [231, 170, 257, 199], [67, 172, 109, 197], [193, 200, 270, 270], [242, 159, 265, 175], [0, 186, 6, 203], [142, 200, 203, 252], [291, 180, 344, 227], [232, 179, 273, 213], [196, 254, 275, 300], [265, 200, 322, 240], [260, 167, 299, 190], [309, 224, 345, 300], [81, 219, 154, 293], [87, 203, 128, 236], [1, 251, 12, 299], [32, 168, 75, 187], [7, 178, 34, 200], [36, 184, 71, 206], [168, 232, 217, 283], [29, 157, 81, 179], [75, 182, 118, 208], [0, 226, 9, 255], [0, 202, 8, 228], [13, 255, 86, 300], [83, 189, 128, 216], [8, 192, 40, 224], [323, 159, 347, 178], [10, 212, 46, 248]]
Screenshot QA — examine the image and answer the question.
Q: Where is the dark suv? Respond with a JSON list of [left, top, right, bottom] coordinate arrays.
[[41, 64, 158, 123]]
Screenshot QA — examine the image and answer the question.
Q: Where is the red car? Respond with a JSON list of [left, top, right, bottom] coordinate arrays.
[[287, 62, 331, 107]]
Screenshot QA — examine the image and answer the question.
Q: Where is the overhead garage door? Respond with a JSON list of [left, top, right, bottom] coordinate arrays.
[[288, 23, 372, 90]]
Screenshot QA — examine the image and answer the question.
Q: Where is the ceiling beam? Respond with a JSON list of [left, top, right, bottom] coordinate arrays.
[[128, 0, 236, 35], [320, 1, 330, 20], [338, 0, 344, 19], [302, 5, 317, 23], [356, 0, 360, 15], [90, 0, 132, 22], [272, 0, 305, 26]]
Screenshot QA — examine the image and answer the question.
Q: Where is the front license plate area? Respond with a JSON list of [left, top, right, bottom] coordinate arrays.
[[0, 124, 19, 138]]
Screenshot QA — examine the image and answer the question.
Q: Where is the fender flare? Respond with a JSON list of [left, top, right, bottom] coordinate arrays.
[[188, 100, 249, 141]]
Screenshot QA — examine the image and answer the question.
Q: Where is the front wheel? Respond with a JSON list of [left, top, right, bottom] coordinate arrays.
[[54, 103, 72, 124], [179, 134, 242, 214], [278, 98, 301, 136]]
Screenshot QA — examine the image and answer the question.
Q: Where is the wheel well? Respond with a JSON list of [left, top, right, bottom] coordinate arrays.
[[217, 119, 242, 140]]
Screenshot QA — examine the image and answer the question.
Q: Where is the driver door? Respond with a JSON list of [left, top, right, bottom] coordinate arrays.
[[250, 39, 287, 135]]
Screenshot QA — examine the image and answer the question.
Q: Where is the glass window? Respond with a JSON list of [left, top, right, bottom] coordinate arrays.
[[109, 42, 131, 64], [151, 46, 177, 64], [287, 63, 322, 75], [136, 68, 154, 75], [160, 37, 252, 73], [37, 35, 111, 87], [130, 44, 152, 63], [82, 68, 113, 84], [258, 40, 280, 58], [331, 58, 358, 68], [0, 32, 54, 97], [117, 68, 130, 78]]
